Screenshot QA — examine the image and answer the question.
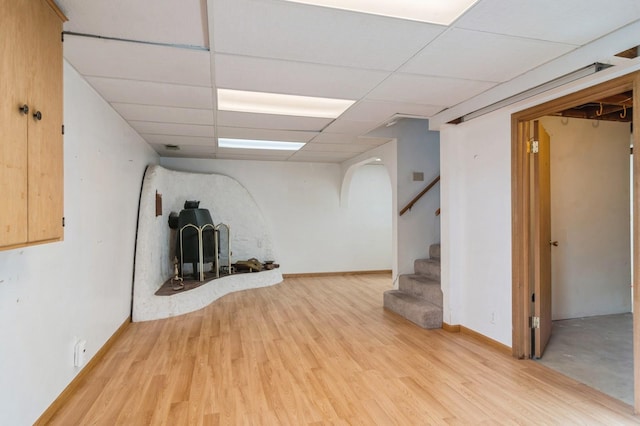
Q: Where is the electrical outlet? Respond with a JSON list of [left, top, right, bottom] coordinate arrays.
[[74, 339, 87, 367], [490, 312, 495, 324]]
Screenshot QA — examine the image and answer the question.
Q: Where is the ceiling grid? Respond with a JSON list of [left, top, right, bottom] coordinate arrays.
[[57, 0, 640, 161]]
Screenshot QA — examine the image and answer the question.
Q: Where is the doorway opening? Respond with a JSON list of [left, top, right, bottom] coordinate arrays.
[[532, 114, 633, 405], [511, 72, 639, 411]]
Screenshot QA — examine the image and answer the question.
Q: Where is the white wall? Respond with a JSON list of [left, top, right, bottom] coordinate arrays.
[[439, 71, 638, 348], [341, 140, 398, 281], [368, 119, 440, 279], [0, 62, 158, 425], [160, 158, 392, 274], [396, 120, 440, 276], [440, 112, 513, 345], [541, 116, 632, 319]]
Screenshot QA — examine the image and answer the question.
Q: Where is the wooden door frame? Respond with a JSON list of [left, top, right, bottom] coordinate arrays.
[[511, 71, 640, 412]]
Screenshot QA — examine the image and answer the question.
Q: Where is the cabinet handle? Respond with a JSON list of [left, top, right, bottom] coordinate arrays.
[[33, 111, 42, 121], [19, 104, 29, 115]]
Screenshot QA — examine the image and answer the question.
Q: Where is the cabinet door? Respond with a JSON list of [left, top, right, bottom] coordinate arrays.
[[27, 0, 64, 242], [0, 0, 32, 246]]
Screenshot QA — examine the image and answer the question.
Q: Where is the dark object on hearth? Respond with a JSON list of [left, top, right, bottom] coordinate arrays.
[[168, 212, 179, 229], [177, 204, 215, 279], [184, 200, 200, 209], [234, 258, 263, 272]]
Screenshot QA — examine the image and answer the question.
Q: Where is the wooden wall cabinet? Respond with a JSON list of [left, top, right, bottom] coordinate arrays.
[[0, 0, 66, 250]]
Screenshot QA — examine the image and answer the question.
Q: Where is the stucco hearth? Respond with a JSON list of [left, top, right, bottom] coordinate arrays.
[[132, 165, 283, 322]]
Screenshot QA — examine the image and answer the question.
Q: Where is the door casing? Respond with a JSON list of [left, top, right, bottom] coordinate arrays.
[[511, 72, 640, 412]]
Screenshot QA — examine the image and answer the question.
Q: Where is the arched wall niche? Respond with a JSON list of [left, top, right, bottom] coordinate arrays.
[[132, 165, 282, 322]]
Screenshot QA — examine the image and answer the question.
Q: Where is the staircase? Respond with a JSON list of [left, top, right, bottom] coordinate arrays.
[[383, 244, 442, 329]]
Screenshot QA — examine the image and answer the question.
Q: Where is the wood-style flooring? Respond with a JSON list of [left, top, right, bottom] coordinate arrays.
[[48, 275, 639, 425]]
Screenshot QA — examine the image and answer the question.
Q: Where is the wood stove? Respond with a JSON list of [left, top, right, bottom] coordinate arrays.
[[169, 201, 232, 282], [176, 201, 215, 281]]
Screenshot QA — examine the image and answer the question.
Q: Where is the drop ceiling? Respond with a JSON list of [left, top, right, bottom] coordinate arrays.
[[57, 0, 640, 162]]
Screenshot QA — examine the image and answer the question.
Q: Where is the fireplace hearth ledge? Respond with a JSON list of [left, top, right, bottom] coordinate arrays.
[[132, 165, 281, 323], [134, 268, 283, 322]]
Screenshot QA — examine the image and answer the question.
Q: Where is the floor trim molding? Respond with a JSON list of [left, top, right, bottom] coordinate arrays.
[[461, 326, 511, 355], [443, 322, 511, 355], [34, 317, 131, 425], [283, 270, 391, 278], [442, 322, 461, 333]]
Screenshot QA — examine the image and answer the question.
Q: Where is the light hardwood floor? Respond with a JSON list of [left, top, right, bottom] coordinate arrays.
[[48, 275, 638, 425]]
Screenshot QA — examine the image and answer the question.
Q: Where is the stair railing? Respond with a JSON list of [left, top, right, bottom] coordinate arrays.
[[399, 175, 440, 216]]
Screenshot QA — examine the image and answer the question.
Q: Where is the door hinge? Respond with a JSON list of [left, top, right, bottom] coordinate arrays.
[[530, 140, 539, 154], [62, 217, 65, 227], [530, 316, 540, 329], [62, 124, 64, 135], [61, 32, 64, 42]]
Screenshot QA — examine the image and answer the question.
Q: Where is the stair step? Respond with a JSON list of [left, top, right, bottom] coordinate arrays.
[[414, 258, 440, 281], [398, 275, 442, 307], [429, 243, 440, 260], [383, 290, 443, 329]]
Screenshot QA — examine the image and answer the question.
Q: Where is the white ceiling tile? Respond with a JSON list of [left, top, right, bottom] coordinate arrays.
[[341, 100, 444, 122], [455, 0, 640, 45], [150, 143, 216, 158], [113, 103, 214, 125], [216, 148, 294, 158], [162, 152, 216, 158], [215, 153, 292, 161], [58, 0, 208, 47], [216, 111, 331, 131], [214, 54, 389, 99], [312, 133, 392, 146], [310, 133, 359, 144], [150, 144, 215, 153], [401, 28, 577, 82], [288, 150, 356, 162], [141, 134, 215, 147], [301, 143, 368, 153], [59, 0, 640, 164], [211, 0, 445, 70], [368, 74, 496, 107], [356, 136, 394, 147], [86, 77, 214, 109], [64, 35, 211, 86], [322, 119, 379, 135], [216, 127, 318, 142], [130, 121, 214, 137]]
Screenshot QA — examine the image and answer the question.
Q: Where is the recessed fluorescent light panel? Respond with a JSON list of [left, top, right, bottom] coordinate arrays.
[[217, 89, 355, 119], [218, 138, 306, 151], [282, 0, 479, 25]]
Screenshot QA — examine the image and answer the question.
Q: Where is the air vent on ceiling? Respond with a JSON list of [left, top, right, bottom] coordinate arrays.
[[165, 144, 180, 151]]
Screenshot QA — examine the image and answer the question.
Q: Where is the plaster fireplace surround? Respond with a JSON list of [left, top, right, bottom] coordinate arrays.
[[132, 165, 282, 322]]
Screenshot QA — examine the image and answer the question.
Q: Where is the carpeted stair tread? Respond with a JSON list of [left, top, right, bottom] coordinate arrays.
[[429, 244, 440, 260], [414, 258, 441, 281], [383, 290, 443, 329], [401, 274, 439, 285], [398, 274, 442, 307], [384, 242, 442, 329]]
